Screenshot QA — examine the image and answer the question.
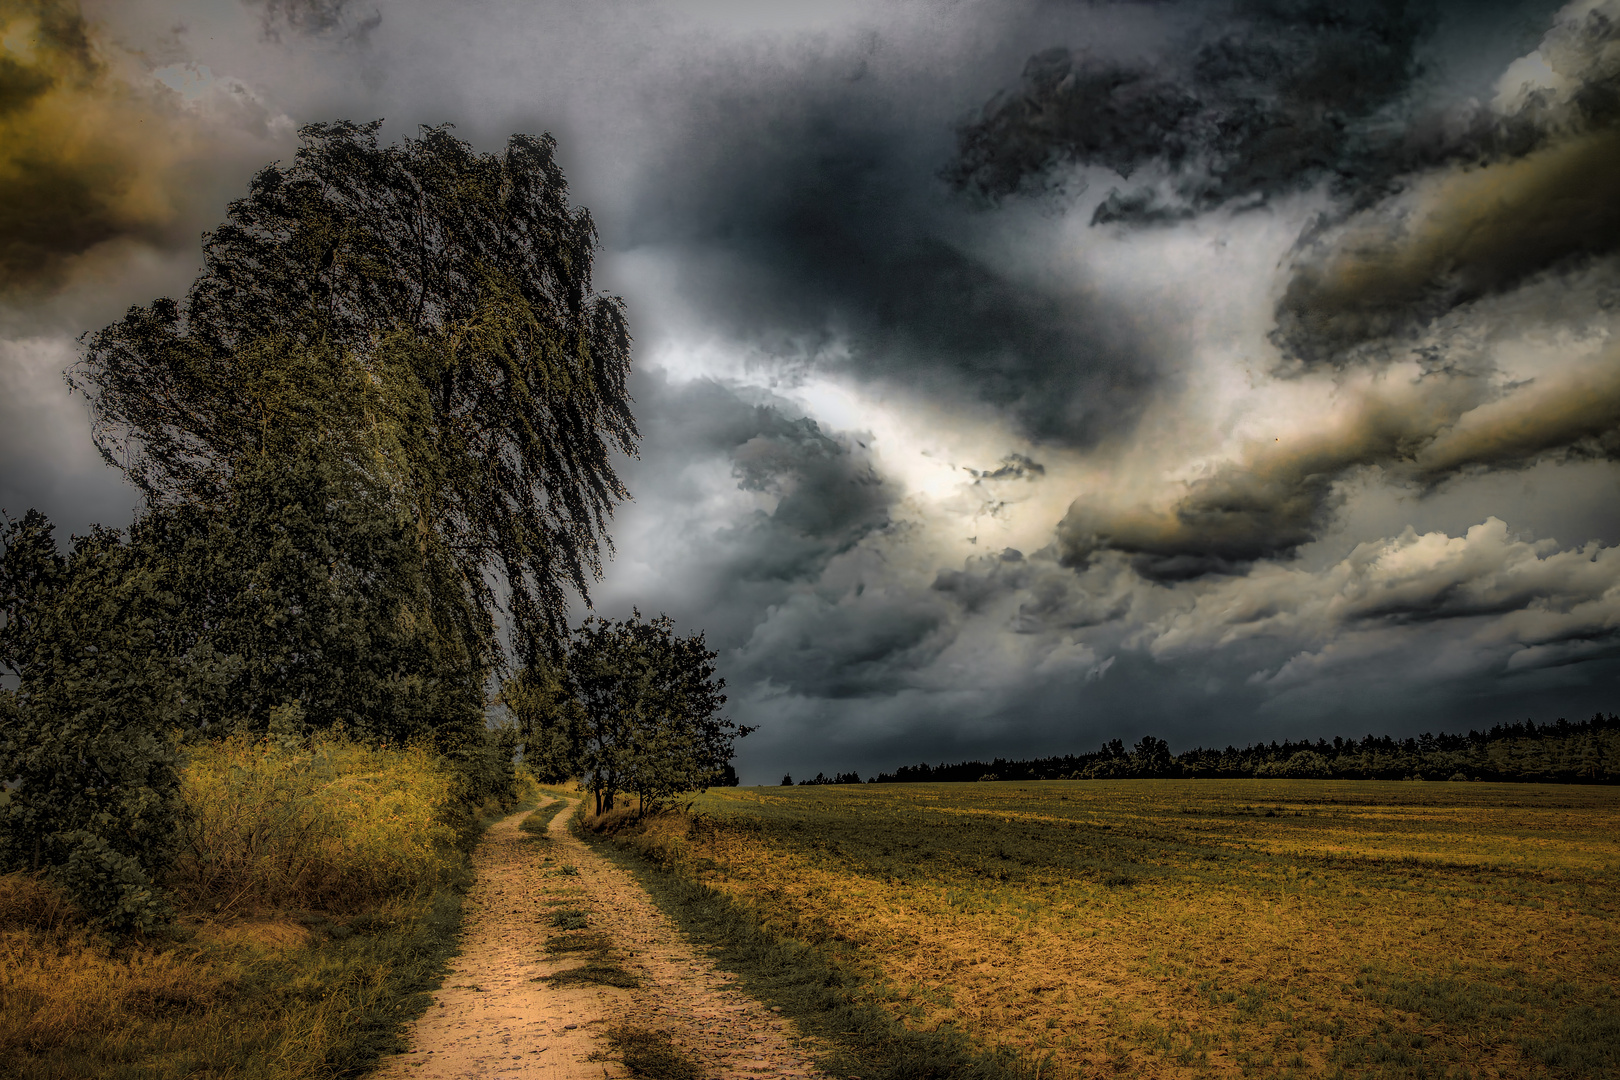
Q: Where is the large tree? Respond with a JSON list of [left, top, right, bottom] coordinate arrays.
[[72, 121, 638, 672]]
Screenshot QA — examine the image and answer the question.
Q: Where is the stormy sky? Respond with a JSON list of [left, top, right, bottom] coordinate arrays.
[[4, 0, 1620, 781]]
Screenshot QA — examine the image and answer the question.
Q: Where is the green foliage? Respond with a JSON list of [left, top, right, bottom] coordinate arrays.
[[554, 612, 746, 815], [139, 448, 478, 744], [2, 118, 621, 930], [73, 120, 638, 671], [0, 509, 64, 680], [1256, 750, 1333, 778], [0, 515, 184, 933], [872, 714, 1620, 784], [503, 657, 584, 782]]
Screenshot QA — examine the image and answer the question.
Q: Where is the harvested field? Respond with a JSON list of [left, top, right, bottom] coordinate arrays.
[[616, 780, 1620, 1078]]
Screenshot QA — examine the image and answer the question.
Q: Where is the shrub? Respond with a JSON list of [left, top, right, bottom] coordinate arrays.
[[0, 518, 186, 934], [169, 735, 459, 912]]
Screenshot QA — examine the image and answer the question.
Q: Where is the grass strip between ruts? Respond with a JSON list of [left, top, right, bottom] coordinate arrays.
[[519, 795, 575, 839], [574, 809, 1044, 1080]]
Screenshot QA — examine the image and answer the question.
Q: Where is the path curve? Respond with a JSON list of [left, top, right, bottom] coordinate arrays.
[[375, 798, 828, 1080]]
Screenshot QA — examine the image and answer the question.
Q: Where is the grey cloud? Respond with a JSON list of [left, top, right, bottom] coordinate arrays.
[[1056, 335, 1620, 579], [1055, 403, 1432, 579], [1148, 516, 1620, 668], [933, 547, 1134, 628], [1273, 0, 1620, 365], [948, 2, 1438, 213], [624, 49, 1163, 448], [946, 0, 1620, 372], [1273, 129, 1620, 367], [638, 375, 895, 584], [737, 586, 952, 698], [246, 0, 380, 42]]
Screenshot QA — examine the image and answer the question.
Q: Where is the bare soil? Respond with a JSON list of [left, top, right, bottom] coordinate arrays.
[[374, 798, 828, 1080]]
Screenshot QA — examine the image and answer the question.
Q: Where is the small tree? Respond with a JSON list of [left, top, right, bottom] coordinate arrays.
[[558, 612, 747, 817], [1133, 735, 1174, 776], [503, 656, 585, 783]]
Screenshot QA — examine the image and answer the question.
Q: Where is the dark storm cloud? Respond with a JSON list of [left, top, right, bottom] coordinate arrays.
[[949, 1, 1439, 213], [246, 0, 381, 43], [0, 0, 288, 294], [739, 588, 953, 699], [1145, 516, 1620, 690], [0, 0, 186, 289], [625, 54, 1161, 448], [1274, 129, 1620, 367], [1272, 0, 1620, 364], [948, 0, 1620, 369], [611, 372, 950, 699], [635, 374, 896, 584], [922, 0, 1620, 580]]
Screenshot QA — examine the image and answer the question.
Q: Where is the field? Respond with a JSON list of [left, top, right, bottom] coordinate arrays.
[[623, 780, 1620, 1079]]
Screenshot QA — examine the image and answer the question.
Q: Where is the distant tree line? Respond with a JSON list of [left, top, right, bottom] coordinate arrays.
[[862, 714, 1620, 785], [787, 771, 864, 786]]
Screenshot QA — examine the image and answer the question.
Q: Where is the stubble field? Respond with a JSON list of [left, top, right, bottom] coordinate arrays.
[[627, 780, 1620, 1078]]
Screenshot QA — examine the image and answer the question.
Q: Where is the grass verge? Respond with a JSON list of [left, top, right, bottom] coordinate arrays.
[[578, 811, 1041, 1080], [1, 744, 534, 1079]]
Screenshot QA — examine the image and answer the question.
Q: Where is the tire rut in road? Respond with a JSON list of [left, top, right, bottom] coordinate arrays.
[[375, 797, 828, 1080]]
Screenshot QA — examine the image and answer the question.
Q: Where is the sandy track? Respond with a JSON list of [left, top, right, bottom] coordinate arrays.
[[375, 798, 828, 1080]]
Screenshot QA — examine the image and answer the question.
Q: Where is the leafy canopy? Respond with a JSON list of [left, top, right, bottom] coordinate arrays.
[[508, 612, 748, 815], [73, 120, 639, 669]]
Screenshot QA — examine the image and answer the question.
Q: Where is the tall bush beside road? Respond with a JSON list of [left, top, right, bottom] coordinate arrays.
[[2, 119, 626, 927], [171, 735, 459, 914], [0, 515, 183, 933], [1, 733, 529, 1079]]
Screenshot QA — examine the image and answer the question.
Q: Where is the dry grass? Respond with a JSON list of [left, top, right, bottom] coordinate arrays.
[[0, 737, 503, 1079], [628, 780, 1620, 1079], [172, 734, 460, 914]]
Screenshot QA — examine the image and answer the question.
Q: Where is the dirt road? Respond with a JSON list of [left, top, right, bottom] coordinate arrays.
[[375, 798, 827, 1080]]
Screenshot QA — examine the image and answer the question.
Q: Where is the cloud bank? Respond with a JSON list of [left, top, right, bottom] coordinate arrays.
[[4, 0, 1619, 779]]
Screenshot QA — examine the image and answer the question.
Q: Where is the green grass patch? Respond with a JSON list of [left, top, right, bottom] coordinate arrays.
[[546, 931, 611, 953], [518, 798, 572, 841], [549, 908, 589, 930], [535, 961, 640, 989], [603, 1026, 704, 1080]]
